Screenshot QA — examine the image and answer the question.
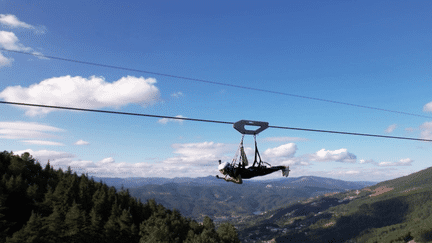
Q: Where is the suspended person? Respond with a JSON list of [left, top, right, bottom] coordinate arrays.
[[216, 119, 290, 184], [216, 159, 290, 184]]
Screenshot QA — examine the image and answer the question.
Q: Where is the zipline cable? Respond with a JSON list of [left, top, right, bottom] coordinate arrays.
[[2, 48, 431, 119], [0, 101, 232, 125], [1, 101, 431, 142]]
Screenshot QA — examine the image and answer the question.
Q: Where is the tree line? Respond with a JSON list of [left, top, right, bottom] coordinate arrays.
[[0, 151, 240, 243]]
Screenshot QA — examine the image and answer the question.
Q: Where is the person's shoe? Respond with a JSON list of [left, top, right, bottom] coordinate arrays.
[[282, 166, 290, 177]]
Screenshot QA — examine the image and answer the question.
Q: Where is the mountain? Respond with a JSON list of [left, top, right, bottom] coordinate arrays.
[[92, 175, 377, 190], [93, 175, 376, 222], [234, 166, 432, 243]]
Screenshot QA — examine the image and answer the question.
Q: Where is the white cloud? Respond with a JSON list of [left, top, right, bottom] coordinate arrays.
[[163, 141, 234, 165], [420, 121, 432, 140], [99, 157, 115, 165], [31, 51, 48, 60], [171, 91, 183, 98], [423, 102, 432, 113], [75, 140, 89, 145], [262, 137, 309, 142], [275, 157, 311, 167], [310, 148, 357, 163], [0, 31, 32, 51], [378, 158, 413, 167], [0, 52, 13, 67], [0, 75, 160, 116], [0, 14, 46, 34], [385, 124, 397, 133], [0, 14, 34, 29], [327, 169, 360, 176], [263, 143, 297, 158], [0, 121, 64, 139], [14, 149, 75, 163], [359, 159, 378, 165], [0, 30, 37, 67], [22, 140, 65, 146], [312, 166, 415, 182], [158, 115, 185, 124], [12, 145, 228, 178]]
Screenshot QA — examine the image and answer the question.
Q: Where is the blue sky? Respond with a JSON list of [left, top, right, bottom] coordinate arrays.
[[1, 0, 432, 182]]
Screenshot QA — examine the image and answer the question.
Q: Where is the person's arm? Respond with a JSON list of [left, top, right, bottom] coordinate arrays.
[[224, 175, 242, 184]]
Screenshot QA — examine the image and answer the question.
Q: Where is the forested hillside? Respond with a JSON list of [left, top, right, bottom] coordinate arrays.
[[0, 151, 240, 243], [234, 166, 432, 242]]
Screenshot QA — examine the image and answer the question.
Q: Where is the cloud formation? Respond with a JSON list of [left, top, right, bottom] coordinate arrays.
[[0, 14, 46, 34], [22, 140, 65, 146], [0, 31, 32, 51], [163, 141, 234, 165], [171, 91, 183, 98], [327, 169, 360, 176], [310, 148, 357, 163], [0, 75, 160, 116], [0, 14, 34, 29], [378, 158, 413, 167], [263, 143, 297, 158], [420, 121, 432, 140], [385, 124, 397, 133], [0, 30, 46, 66], [14, 149, 75, 163], [14, 147, 224, 178], [423, 102, 432, 113], [0, 121, 64, 139], [158, 115, 185, 125], [0, 52, 12, 67], [359, 159, 378, 165], [99, 157, 115, 165], [75, 140, 89, 145], [0, 30, 34, 66]]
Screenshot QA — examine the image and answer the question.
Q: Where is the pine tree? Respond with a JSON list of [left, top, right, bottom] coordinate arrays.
[[43, 205, 64, 242], [0, 151, 12, 175], [118, 209, 133, 240], [78, 175, 91, 212], [6, 210, 46, 243], [217, 222, 240, 243], [103, 198, 123, 243], [200, 216, 220, 243], [0, 185, 11, 241], [88, 206, 103, 242], [8, 155, 25, 176], [64, 201, 86, 242], [26, 184, 38, 199]]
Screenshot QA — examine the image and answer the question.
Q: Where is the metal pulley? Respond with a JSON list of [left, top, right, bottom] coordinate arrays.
[[233, 120, 269, 135]]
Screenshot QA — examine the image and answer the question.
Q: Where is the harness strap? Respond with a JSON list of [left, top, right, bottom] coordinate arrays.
[[253, 135, 263, 167]]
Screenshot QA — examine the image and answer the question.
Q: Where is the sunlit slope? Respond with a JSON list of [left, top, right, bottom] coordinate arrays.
[[234, 166, 432, 243], [367, 166, 432, 193]]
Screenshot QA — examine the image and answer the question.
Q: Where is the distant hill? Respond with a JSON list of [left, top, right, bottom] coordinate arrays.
[[93, 175, 376, 222], [234, 166, 432, 243], [92, 175, 377, 190]]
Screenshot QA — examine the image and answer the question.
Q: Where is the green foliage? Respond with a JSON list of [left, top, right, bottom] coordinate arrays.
[[0, 150, 235, 243], [6, 210, 46, 243], [217, 222, 241, 243]]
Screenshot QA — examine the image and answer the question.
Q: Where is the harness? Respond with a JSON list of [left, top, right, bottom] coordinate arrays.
[[231, 120, 272, 169]]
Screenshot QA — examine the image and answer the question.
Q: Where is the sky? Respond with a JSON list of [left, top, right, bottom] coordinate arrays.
[[1, 0, 432, 182]]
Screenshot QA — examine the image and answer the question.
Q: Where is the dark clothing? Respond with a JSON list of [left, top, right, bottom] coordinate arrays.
[[234, 166, 286, 179]]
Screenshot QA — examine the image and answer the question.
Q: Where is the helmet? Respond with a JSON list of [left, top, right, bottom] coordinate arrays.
[[218, 162, 230, 171]]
